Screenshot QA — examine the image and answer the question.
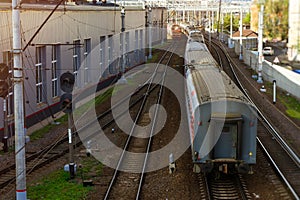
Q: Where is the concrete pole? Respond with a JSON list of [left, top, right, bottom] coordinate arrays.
[[239, 8, 243, 60], [257, 4, 264, 83], [12, 0, 27, 198]]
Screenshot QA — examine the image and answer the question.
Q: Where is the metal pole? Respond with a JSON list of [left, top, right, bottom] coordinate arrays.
[[230, 11, 232, 38], [148, 7, 152, 59], [217, 0, 222, 40], [12, 0, 27, 198], [221, 13, 224, 42], [120, 7, 127, 83], [2, 98, 8, 152], [68, 112, 75, 179], [273, 80, 276, 104], [257, 4, 264, 83], [239, 7, 243, 60]]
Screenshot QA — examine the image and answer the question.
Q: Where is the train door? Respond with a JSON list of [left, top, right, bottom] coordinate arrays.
[[213, 124, 237, 159]]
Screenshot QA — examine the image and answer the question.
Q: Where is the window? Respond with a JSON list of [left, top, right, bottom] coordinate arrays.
[[125, 32, 129, 53], [2, 51, 13, 116], [84, 38, 91, 84], [51, 45, 60, 98], [125, 32, 130, 67], [139, 29, 144, 61], [100, 36, 106, 78], [108, 35, 114, 74], [135, 30, 139, 59], [73, 40, 81, 79], [36, 46, 45, 103]]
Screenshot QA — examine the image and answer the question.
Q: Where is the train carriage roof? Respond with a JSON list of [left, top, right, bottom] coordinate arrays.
[[185, 41, 248, 104]]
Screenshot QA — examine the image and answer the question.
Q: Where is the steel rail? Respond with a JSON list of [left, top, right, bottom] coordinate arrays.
[[211, 38, 300, 199], [103, 43, 176, 200], [257, 137, 299, 200], [135, 43, 178, 199]]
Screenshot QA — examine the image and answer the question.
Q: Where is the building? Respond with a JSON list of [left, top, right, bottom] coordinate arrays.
[[287, 0, 300, 62], [0, 3, 166, 142]]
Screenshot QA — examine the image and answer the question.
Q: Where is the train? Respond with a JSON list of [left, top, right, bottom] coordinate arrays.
[[184, 29, 257, 174]]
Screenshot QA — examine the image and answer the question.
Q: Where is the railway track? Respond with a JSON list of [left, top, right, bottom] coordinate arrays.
[[103, 41, 178, 200], [208, 35, 300, 199], [0, 41, 178, 198], [197, 173, 251, 200]]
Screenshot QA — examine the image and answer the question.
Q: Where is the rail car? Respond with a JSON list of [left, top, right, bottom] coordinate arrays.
[[184, 33, 257, 174]]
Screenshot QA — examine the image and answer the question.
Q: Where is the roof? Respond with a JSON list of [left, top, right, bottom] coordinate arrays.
[[232, 29, 258, 38], [190, 68, 247, 104]]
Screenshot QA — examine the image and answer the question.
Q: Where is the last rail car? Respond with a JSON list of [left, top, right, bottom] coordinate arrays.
[[184, 34, 257, 174]]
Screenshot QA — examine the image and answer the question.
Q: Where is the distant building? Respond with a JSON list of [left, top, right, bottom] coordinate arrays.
[[287, 0, 300, 62], [232, 29, 258, 55]]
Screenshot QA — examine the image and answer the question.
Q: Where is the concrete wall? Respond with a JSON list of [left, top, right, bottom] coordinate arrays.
[[243, 48, 300, 99]]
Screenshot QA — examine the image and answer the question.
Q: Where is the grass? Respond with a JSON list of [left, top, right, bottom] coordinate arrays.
[[264, 82, 300, 120], [27, 170, 92, 200], [30, 88, 114, 142], [78, 156, 103, 180], [29, 115, 68, 141], [73, 87, 113, 117], [278, 94, 300, 119]]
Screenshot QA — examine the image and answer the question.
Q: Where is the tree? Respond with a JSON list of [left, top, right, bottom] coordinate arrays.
[[261, 0, 289, 40]]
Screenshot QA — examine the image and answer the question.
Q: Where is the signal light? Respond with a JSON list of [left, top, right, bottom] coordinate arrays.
[[60, 71, 75, 93], [60, 72, 75, 113]]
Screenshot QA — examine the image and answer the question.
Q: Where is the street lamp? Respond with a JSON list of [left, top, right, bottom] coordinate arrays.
[[121, 6, 125, 32]]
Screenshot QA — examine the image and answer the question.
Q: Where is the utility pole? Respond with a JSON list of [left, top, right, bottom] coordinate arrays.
[[120, 7, 127, 83], [12, 0, 27, 198], [217, 0, 222, 40], [230, 11, 233, 39], [148, 6, 152, 59], [257, 1, 265, 83], [239, 7, 243, 60]]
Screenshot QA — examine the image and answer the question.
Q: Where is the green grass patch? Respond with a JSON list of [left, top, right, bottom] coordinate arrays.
[[146, 53, 159, 63], [94, 87, 114, 105], [29, 115, 68, 141], [259, 82, 300, 120], [78, 156, 103, 180], [279, 94, 300, 119], [27, 170, 92, 200], [31, 88, 113, 142], [73, 87, 114, 117]]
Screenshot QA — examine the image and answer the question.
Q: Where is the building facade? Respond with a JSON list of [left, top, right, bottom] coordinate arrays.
[[0, 3, 166, 140]]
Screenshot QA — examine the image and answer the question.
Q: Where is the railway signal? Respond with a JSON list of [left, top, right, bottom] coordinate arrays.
[[60, 71, 74, 113], [60, 71, 76, 179]]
